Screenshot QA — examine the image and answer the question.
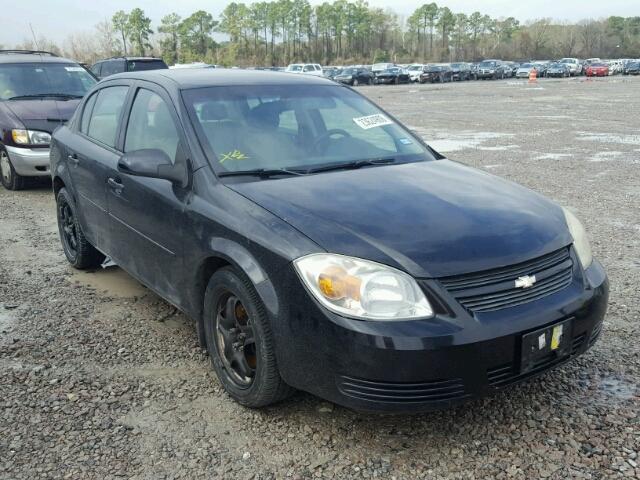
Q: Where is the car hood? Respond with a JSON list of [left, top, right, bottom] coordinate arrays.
[[4, 99, 80, 133], [228, 160, 572, 278]]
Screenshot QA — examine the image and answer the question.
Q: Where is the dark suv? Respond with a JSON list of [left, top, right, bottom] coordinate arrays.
[[476, 59, 508, 80], [90, 57, 168, 80], [0, 50, 97, 190]]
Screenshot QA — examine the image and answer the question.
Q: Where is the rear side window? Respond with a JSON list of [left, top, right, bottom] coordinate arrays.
[[85, 86, 129, 147], [90, 63, 102, 77], [127, 60, 168, 72], [101, 60, 125, 77], [124, 88, 180, 163], [80, 92, 98, 134]]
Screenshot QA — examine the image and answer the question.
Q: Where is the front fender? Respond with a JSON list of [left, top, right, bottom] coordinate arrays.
[[207, 237, 280, 317]]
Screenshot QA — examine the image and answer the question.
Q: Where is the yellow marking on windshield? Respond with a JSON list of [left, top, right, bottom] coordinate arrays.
[[219, 150, 250, 163]]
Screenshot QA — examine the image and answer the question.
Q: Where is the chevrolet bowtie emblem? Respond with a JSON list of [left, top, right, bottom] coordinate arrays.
[[515, 275, 537, 289]]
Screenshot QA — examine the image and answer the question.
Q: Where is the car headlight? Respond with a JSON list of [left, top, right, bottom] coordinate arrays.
[[294, 254, 433, 321], [562, 208, 593, 270], [12, 129, 51, 146]]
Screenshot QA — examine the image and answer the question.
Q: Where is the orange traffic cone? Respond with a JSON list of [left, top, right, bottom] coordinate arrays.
[[529, 68, 537, 84]]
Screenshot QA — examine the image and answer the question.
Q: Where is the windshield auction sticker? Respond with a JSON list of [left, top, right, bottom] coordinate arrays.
[[353, 114, 393, 130]]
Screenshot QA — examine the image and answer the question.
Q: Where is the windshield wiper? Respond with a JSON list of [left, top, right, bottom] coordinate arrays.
[[8, 93, 83, 100], [304, 157, 396, 174], [218, 168, 307, 178]]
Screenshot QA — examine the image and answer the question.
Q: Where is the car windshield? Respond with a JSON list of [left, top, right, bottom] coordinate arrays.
[[287, 65, 302, 72], [408, 65, 422, 71], [428, 66, 442, 71], [520, 63, 533, 68], [0, 62, 96, 100], [341, 68, 356, 75], [479, 61, 496, 67], [183, 84, 432, 176], [383, 68, 399, 73], [450, 64, 462, 68], [127, 60, 167, 72]]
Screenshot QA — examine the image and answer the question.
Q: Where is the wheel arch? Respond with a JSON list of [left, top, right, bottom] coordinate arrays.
[[191, 238, 280, 348]]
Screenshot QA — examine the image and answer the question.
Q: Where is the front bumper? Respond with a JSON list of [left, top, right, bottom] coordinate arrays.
[[5, 146, 51, 177], [274, 258, 609, 412]]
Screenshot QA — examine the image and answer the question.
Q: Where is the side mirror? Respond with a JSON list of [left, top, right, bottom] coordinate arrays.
[[118, 149, 187, 186]]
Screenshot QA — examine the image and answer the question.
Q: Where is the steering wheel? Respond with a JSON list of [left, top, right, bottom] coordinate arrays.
[[312, 129, 352, 153]]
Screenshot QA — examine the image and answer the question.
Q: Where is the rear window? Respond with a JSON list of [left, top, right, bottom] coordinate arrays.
[[127, 60, 168, 72]]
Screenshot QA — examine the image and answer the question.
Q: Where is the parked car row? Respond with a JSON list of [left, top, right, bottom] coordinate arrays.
[[2, 49, 639, 192]]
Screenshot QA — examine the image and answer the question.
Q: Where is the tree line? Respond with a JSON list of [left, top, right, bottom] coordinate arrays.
[[7, 2, 640, 66]]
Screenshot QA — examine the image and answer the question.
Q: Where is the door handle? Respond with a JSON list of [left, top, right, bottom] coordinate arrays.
[[107, 177, 124, 191], [68, 154, 79, 166]]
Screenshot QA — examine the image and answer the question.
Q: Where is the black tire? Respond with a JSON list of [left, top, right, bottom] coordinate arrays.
[[56, 188, 105, 269], [394, 76, 399, 85], [204, 267, 294, 408], [0, 145, 27, 191]]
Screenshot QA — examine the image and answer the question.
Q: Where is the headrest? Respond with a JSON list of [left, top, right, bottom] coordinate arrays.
[[201, 102, 229, 121]]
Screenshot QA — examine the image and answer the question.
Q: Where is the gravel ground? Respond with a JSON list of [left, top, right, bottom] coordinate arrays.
[[1, 76, 639, 479]]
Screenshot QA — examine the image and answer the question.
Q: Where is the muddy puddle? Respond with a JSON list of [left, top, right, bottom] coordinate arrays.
[[69, 267, 148, 298]]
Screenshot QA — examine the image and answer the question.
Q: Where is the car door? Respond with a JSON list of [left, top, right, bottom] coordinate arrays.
[[105, 81, 190, 305], [63, 84, 131, 252]]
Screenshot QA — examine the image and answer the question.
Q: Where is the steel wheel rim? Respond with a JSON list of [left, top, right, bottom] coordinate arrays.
[[0, 151, 11, 184], [58, 201, 78, 257], [215, 292, 257, 388]]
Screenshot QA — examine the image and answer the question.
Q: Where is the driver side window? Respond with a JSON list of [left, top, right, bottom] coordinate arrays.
[[124, 88, 180, 164]]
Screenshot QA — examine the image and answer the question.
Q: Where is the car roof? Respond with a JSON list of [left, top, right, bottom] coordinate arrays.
[[0, 52, 79, 65], [97, 57, 164, 62], [105, 68, 335, 89]]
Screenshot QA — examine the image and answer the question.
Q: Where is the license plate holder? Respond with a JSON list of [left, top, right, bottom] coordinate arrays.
[[520, 318, 573, 374]]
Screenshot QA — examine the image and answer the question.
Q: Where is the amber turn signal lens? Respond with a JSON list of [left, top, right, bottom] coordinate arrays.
[[318, 265, 362, 301]]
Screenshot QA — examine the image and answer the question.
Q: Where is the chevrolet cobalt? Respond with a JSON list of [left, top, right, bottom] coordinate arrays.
[[50, 69, 608, 411]]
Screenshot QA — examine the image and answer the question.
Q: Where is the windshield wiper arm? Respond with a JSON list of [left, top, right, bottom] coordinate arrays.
[[304, 157, 396, 174], [8, 93, 83, 100], [217, 168, 307, 178]]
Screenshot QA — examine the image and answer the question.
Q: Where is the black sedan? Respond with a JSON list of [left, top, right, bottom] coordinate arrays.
[[420, 65, 453, 83], [450, 63, 471, 81], [374, 67, 410, 84], [50, 69, 608, 412], [333, 67, 374, 86], [624, 61, 640, 75], [546, 63, 571, 78]]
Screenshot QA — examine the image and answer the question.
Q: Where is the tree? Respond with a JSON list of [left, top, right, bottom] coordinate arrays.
[[159, 13, 182, 65], [419, 3, 439, 59], [112, 10, 129, 55], [437, 6, 455, 51], [127, 8, 153, 56], [180, 10, 218, 60]]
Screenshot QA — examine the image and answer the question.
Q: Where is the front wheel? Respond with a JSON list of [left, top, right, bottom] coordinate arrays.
[[204, 267, 294, 408], [0, 146, 26, 191], [56, 188, 105, 269]]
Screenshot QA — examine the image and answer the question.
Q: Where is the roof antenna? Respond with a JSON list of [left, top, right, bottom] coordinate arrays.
[[29, 23, 40, 50]]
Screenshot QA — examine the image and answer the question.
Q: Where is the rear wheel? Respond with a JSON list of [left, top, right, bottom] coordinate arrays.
[[56, 188, 105, 269], [0, 146, 26, 191], [204, 267, 294, 408]]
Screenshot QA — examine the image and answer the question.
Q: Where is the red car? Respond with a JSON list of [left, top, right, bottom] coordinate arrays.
[[586, 63, 609, 77]]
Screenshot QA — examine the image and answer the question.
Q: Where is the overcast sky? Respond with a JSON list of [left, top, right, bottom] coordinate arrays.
[[1, 0, 636, 45]]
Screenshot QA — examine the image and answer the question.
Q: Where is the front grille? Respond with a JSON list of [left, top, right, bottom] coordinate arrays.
[[439, 248, 573, 312], [337, 375, 468, 404]]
